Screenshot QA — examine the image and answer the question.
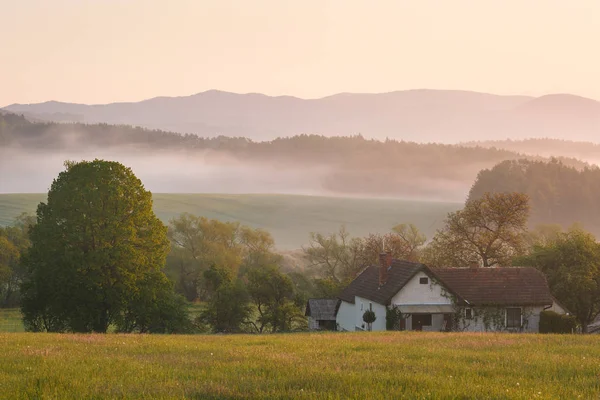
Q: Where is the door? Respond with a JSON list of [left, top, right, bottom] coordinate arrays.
[[412, 314, 432, 331]]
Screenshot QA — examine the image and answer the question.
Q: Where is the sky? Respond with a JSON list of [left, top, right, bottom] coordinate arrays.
[[2, 0, 600, 106]]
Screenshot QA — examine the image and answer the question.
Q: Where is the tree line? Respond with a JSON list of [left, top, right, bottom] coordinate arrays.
[[1, 112, 589, 198], [3, 157, 600, 333], [469, 159, 600, 237]]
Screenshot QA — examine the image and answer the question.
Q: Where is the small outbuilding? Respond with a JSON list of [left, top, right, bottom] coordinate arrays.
[[305, 298, 338, 331]]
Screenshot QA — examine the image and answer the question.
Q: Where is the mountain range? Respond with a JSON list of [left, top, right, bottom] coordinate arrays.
[[4, 90, 600, 143]]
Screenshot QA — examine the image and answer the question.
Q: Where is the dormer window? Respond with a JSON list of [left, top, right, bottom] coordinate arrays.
[[419, 277, 429, 285]]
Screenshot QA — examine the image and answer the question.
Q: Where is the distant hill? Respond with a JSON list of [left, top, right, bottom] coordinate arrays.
[[5, 89, 600, 142], [0, 113, 589, 199]]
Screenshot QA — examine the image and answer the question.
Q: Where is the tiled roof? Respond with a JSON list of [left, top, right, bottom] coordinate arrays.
[[305, 299, 338, 320], [338, 260, 424, 305], [429, 267, 554, 306], [337, 259, 555, 307]]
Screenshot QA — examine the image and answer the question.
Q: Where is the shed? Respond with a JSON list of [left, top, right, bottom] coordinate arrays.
[[305, 299, 338, 331]]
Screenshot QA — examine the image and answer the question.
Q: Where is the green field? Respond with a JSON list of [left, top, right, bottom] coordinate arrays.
[[0, 332, 598, 399], [0, 193, 460, 250], [0, 309, 24, 333]]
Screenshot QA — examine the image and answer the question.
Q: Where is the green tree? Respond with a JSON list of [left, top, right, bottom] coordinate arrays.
[[517, 228, 600, 332], [167, 213, 280, 302], [199, 265, 251, 333], [303, 226, 367, 284], [246, 264, 305, 333], [362, 310, 376, 331], [0, 213, 35, 307], [20, 160, 175, 333], [423, 192, 530, 267]]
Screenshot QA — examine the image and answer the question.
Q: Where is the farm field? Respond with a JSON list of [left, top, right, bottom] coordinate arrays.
[[1, 332, 599, 399], [0, 193, 460, 249]]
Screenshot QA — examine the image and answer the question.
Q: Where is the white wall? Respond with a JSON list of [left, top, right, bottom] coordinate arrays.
[[355, 296, 387, 331], [336, 301, 355, 332], [548, 301, 568, 315], [336, 297, 388, 332], [457, 306, 545, 333], [390, 272, 452, 306]]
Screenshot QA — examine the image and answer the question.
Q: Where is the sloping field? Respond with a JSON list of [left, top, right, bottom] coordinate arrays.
[[0, 194, 460, 249], [1, 332, 598, 399]]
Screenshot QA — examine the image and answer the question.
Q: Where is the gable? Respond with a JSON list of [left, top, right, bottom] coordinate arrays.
[[391, 271, 453, 306], [337, 260, 423, 305]]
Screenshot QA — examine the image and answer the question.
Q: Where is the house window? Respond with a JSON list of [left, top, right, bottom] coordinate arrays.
[[360, 303, 364, 311], [506, 308, 522, 328], [419, 277, 429, 284], [369, 302, 373, 311], [465, 308, 473, 319]]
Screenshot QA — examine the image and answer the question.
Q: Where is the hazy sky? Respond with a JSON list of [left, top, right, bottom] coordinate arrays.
[[2, 0, 600, 106]]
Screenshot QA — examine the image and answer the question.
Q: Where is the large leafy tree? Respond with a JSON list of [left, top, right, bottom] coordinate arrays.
[[423, 192, 530, 267], [198, 265, 251, 333], [517, 228, 600, 332], [20, 160, 173, 333], [246, 264, 304, 333]]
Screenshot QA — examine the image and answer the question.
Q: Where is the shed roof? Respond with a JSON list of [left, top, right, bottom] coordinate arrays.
[[305, 299, 338, 320]]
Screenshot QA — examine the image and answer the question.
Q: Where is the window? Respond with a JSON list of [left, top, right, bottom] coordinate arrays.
[[419, 277, 429, 285], [369, 302, 373, 311], [465, 308, 473, 319], [506, 308, 522, 328], [360, 303, 363, 311]]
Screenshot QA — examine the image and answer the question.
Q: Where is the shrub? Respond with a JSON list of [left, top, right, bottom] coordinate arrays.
[[539, 311, 578, 333]]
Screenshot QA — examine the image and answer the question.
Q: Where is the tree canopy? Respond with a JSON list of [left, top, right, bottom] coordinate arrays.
[[469, 159, 600, 236], [20, 159, 179, 333], [423, 192, 530, 267], [516, 227, 600, 332]]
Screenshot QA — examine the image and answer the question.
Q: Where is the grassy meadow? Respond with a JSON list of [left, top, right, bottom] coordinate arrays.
[[0, 193, 460, 250], [0, 332, 598, 399]]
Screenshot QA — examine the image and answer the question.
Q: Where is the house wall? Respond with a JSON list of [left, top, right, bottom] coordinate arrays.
[[457, 306, 546, 333], [390, 271, 453, 306], [308, 316, 319, 330], [336, 301, 355, 332], [355, 296, 387, 331], [548, 301, 567, 315]]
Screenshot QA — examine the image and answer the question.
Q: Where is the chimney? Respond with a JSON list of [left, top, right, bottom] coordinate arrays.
[[379, 251, 393, 286]]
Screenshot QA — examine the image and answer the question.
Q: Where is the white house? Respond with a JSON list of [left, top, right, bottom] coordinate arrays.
[[336, 253, 565, 333]]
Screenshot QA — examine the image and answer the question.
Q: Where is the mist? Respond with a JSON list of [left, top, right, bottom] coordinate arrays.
[[0, 146, 473, 202]]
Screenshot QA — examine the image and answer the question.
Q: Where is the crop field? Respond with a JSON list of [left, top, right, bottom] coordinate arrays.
[[0, 193, 460, 249], [1, 332, 599, 399]]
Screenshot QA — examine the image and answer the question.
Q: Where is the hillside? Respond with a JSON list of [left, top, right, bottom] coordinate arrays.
[[5, 89, 600, 143], [1, 332, 599, 399], [0, 193, 461, 250], [0, 113, 589, 199]]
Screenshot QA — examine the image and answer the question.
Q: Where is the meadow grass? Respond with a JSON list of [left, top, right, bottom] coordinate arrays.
[[1, 331, 599, 399], [0, 193, 460, 250], [0, 309, 24, 333]]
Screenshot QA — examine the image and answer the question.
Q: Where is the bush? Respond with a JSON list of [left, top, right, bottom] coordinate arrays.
[[386, 306, 403, 330], [539, 311, 578, 333]]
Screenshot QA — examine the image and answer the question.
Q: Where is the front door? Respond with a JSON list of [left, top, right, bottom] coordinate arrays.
[[412, 314, 432, 331]]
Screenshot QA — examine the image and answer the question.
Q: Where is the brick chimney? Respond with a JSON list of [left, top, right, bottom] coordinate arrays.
[[379, 252, 393, 286]]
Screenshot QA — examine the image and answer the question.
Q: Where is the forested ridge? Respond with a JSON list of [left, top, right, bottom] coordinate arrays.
[[0, 112, 590, 198], [469, 159, 600, 235]]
